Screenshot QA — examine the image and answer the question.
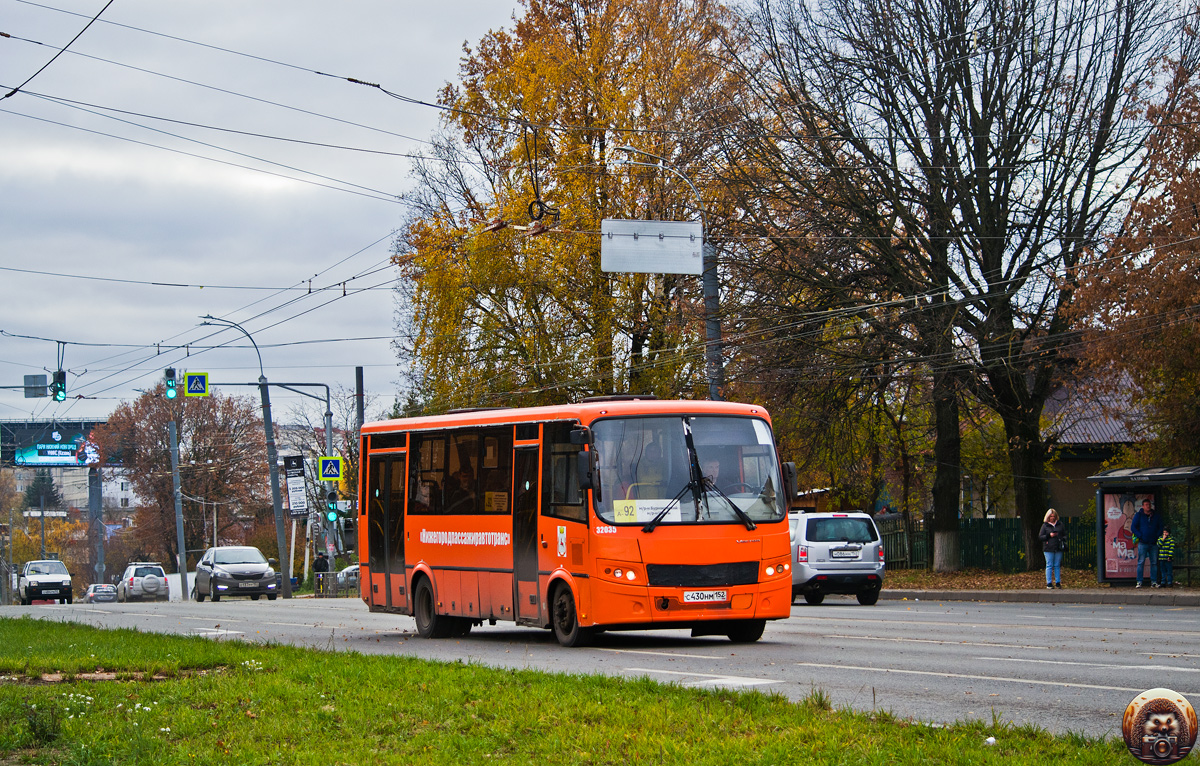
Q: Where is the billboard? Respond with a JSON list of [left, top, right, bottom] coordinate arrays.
[[1, 421, 105, 467]]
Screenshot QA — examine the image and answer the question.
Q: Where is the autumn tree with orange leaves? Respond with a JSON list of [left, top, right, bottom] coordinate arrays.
[[92, 383, 272, 572], [394, 0, 744, 411], [1078, 39, 1200, 466]]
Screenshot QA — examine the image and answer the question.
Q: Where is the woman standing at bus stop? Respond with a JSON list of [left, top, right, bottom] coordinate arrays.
[[1040, 509, 1065, 589]]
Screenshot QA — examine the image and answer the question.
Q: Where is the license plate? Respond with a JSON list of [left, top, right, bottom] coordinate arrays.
[[683, 590, 727, 603], [831, 550, 859, 559], [238, 582, 258, 588], [41, 589, 59, 595]]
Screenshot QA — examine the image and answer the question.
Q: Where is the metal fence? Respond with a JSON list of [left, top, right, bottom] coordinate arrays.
[[879, 515, 1097, 572]]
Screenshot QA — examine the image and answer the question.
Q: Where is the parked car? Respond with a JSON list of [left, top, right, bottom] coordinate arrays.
[[193, 546, 279, 602], [117, 562, 170, 602], [83, 583, 118, 603], [336, 564, 360, 590], [790, 511, 885, 605], [18, 559, 73, 605]]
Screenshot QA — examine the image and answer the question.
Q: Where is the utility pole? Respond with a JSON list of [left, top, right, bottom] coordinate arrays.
[[39, 492, 46, 559], [169, 420, 188, 600]]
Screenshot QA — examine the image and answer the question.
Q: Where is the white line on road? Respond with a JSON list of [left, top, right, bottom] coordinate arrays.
[[192, 630, 243, 638], [598, 648, 722, 660], [626, 667, 779, 688], [827, 635, 1047, 650], [977, 657, 1200, 673], [793, 662, 1190, 694]]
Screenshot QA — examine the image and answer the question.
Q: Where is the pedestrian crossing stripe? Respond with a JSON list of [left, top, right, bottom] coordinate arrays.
[[184, 372, 209, 397], [319, 457, 343, 481]]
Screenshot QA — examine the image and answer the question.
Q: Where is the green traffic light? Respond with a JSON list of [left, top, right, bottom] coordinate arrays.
[[325, 510, 339, 523], [164, 368, 177, 399]]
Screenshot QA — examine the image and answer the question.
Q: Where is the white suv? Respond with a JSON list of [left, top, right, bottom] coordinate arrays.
[[790, 511, 885, 605], [18, 559, 73, 605], [117, 562, 170, 602]]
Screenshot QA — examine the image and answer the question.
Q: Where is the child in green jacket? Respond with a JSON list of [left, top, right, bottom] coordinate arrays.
[[1157, 527, 1177, 587]]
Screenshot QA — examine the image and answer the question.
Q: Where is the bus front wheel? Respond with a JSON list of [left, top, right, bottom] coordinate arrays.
[[414, 578, 452, 639], [551, 583, 595, 647]]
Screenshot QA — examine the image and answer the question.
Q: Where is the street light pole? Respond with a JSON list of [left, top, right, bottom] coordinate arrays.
[[200, 315, 292, 598], [614, 145, 724, 401]]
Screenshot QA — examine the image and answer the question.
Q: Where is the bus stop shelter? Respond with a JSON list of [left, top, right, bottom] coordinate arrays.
[[1089, 466, 1200, 586]]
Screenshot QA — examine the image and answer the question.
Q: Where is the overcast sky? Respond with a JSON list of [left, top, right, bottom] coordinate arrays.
[[0, 0, 518, 426]]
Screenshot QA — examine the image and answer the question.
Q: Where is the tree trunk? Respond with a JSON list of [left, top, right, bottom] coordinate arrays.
[[930, 369, 962, 572], [1004, 411, 1049, 571]]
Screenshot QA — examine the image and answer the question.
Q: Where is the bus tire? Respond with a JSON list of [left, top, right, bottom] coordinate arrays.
[[449, 618, 473, 638], [414, 578, 452, 638], [727, 619, 766, 643], [550, 582, 595, 647]]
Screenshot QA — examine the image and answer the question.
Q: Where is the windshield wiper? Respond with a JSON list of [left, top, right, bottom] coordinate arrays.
[[702, 479, 757, 530], [642, 480, 698, 533]]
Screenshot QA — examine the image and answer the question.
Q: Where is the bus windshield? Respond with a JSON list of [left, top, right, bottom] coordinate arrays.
[[592, 415, 786, 527]]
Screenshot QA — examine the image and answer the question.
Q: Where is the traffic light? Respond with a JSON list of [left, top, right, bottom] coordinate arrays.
[[164, 368, 177, 399], [51, 370, 66, 402], [324, 490, 339, 523]]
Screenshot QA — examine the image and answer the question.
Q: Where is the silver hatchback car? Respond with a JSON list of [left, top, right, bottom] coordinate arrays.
[[790, 511, 885, 605]]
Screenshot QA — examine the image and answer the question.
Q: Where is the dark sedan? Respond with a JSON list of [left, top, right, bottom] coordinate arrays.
[[194, 545, 279, 602], [83, 584, 118, 603]]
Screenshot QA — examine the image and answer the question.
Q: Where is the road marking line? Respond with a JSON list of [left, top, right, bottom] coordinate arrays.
[[192, 629, 243, 638], [598, 648, 722, 660], [626, 667, 779, 687], [827, 635, 1047, 650], [792, 615, 1200, 636], [793, 662, 1192, 694], [977, 657, 1200, 673]]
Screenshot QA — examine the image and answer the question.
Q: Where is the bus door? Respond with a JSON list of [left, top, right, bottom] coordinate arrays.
[[513, 445, 541, 623], [366, 453, 407, 611]]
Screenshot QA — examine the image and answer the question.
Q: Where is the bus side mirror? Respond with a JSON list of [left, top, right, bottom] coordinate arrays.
[[782, 462, 797, 508], [569, 427, 592, 446], [577, 449, 602, 502]]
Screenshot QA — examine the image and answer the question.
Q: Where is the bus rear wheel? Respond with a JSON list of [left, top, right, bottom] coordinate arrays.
[[414, 578, 452, 638], [550, 583, 595, 647], [726, 619, 766, 643]]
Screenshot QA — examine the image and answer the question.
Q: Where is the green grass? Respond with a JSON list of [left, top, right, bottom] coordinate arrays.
[[0, 616, 1125, 765]]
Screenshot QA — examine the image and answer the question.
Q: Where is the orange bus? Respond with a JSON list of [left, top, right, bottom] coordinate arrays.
[[357, 396, 795, 646]]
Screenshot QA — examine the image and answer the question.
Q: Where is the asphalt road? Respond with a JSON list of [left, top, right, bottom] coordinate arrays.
[[7, 595, 1198, 737]]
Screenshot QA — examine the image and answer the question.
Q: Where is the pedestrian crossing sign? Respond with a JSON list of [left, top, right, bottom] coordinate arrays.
[[319, 457, 343, 481], [184, 372, 209, 397]]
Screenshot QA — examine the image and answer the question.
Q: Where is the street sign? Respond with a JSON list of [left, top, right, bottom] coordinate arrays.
[[284, 455, 307, 518], [600, 219, 704, 275], [184, 372, 209, 397], [319, 457, 343, 481], [94, 562, 106, 576], [23, 510, 67, 517], [23, 374, 47, 398]]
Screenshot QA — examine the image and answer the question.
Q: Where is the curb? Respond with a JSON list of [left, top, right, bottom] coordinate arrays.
[[881, 588, 1200, 606]]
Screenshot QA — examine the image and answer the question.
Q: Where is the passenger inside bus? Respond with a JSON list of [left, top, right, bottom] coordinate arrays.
[[445, 467, 476, 514], [624, 442, 666, 499]]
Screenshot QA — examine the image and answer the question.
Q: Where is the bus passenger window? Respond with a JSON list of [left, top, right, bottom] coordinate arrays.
[[545, 421, 586, 522]]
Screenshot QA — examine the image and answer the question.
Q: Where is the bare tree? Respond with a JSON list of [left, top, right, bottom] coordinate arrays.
[[721, 0, 1196, 568]]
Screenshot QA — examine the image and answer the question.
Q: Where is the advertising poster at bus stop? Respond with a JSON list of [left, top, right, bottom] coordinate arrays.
[[1103, 491, 1154, 579]]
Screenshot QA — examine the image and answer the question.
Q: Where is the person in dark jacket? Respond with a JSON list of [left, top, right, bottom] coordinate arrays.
[[1039, 508, 1066, 589], [1130, 499, 1164, 588]]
